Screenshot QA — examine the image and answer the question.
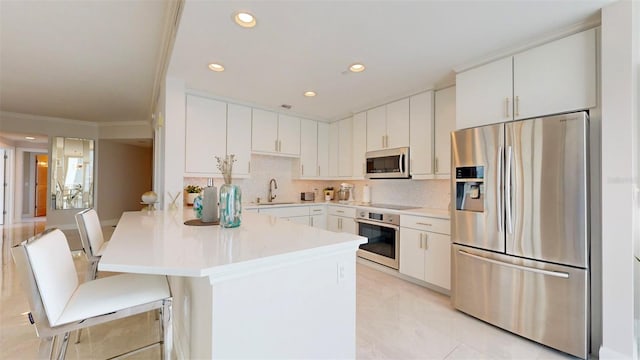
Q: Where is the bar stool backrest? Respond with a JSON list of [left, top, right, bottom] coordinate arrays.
[[12, 229, 78, 331], [76, 208, 104, 259]]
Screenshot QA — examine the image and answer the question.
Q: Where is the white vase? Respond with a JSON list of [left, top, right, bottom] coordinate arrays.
[[186, 192, 198, 205]]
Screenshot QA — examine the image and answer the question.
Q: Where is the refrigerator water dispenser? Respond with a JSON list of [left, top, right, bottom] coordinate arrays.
[[455, 166, 484, 212]]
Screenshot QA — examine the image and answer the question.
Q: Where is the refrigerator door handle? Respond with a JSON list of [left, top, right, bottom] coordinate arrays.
[[505, 146, 513, 234], [457, 250, 570, 279], [497, 145, 503, 232]]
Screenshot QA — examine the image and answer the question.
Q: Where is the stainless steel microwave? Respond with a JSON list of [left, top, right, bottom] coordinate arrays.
[[365, 147, 410, 179]]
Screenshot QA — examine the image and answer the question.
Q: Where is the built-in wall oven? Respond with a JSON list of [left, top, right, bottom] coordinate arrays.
[[355, 209, 400, 269]]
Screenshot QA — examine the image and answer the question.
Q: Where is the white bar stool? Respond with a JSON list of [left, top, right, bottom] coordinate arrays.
[[12, 228, 173, 360]]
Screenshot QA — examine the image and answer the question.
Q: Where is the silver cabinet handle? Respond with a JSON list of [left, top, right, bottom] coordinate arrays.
[[386, 135, 389, 148], [336, 210, 344, 213], [275, 139, 279, 152], [415, 222, 432, 226], [423, 233, 428, 249], [497, 145, 503, 232], [310, 217, 314, 227], [458, 250, 569, 278], [419, 233, 423, 249], [505, 146, 513, 234], [434, 158, 439, 173], [312, 209, 322, 212], [338, 217, 342, 230], [301, 164, 304, 175], [382, 135, 385, 149], [279, 140, 282, 152], [317, 166, 320, 176], [515, 96, 520, 117], [505, 97, 510, 118]]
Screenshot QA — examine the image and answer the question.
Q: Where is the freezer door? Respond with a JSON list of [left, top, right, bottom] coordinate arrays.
[[451, 123, 504, 252], [505, 112, 588, 268], [451, 245, 589, 359]]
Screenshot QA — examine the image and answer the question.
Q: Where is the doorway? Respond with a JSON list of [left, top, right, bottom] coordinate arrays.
[[34, 154, 47, 217], [0, 149, 5, 225]]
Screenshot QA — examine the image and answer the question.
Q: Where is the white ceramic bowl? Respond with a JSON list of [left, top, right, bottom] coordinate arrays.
[[141, 191, 158, 204]]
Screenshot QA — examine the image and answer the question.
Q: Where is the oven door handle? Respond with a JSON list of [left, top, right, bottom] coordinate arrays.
[[355, 218, 400, 230]]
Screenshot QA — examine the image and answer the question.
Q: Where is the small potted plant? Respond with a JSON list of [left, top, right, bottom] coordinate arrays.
[[185, 185, 202, 205]]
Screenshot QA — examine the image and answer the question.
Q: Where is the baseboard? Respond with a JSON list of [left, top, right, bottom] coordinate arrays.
[[599, 345, 634, 359], [356, 257, 451, 296]]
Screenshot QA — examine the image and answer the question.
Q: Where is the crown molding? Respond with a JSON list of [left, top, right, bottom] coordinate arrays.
[[0, 111, 98, 127], [453, 14, 601, 73], [98, 121, 151, 127]]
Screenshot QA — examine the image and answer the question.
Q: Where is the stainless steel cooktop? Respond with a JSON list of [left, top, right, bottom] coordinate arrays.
[[363, 203, 420, 211]]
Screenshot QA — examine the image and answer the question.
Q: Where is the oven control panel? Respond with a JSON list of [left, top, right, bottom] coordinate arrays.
[[356, 210, 400, 226]]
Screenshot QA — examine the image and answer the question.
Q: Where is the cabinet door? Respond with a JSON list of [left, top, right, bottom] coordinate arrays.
[[434, 87, 456, 176], [299, 119, 318, 178], [341, 216, 357, 235], [328, 122, 339, 177], [338, 117, 353, 177], [366, 105, 386, 151], [352, 112, 367, 178], [227, 103, 252, 176], [399, 227, 426, 281], [317, 122, 329, 177], [456, 56, 513, 129], [409, 91, 433, 177], [252, 109, 279, 153], [423, 232, 451, 290], [277, 114, 301, 156], [185, 95, 226, 174], [386, 98, 410, 149], [327, 215, 340, 232], [513, 28, 596, 120], [310, 214, 327, 229]]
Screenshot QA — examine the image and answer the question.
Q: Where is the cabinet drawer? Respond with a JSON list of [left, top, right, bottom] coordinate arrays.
[[308, 206, 326, 215], [260, 206, 309, 218], [327, 206, 356, 218], [401, 215, 450, 235]]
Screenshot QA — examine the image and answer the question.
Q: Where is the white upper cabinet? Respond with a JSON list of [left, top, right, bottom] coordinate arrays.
[[298, 118, 318, 178], [317, 122, 329, 177], [328, 122, 339, 177], [434, 87, 456, 177], [185, 95, 227, 175], [456, 57, 513, 129], [513, 28, 596, 120], [409, 91, 434, 178], [352, 112, 367, 179], [251, 110, 301, 156], [338, 117, 353, 177], [366, 99, 410, 151], [456, 28, 597, 129], [277, 114, 301, 156], [366, 105, 386, 152], [226, 104, 252, 176], [386, 98, 410, 149], [251, 109, 279, 153]]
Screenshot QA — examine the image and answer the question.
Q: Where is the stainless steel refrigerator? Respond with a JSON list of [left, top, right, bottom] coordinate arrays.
[[450, 111, 589, 359]]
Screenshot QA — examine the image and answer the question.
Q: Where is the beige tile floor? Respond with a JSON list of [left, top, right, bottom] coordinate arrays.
[[1, 219, 575, 359]]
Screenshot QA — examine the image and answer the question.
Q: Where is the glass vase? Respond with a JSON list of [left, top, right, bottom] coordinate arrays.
[[219, 183, 242, 228]]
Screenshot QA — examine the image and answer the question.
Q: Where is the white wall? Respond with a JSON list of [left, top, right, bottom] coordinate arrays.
[[184, 154, 450, 209], [600, 1, 639, 358], [96, 140, 152, 224], [159, 77, 186, 210]]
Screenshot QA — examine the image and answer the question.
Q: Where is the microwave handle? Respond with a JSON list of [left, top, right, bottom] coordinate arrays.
[[399, 153, 404, 173]]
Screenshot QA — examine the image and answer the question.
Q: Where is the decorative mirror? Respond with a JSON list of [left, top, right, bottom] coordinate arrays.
[[52, 137, 94, 209]]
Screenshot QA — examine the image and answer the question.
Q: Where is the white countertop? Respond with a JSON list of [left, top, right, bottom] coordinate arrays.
[[99, 210, 366, 278], [244, 201, 450, 219]]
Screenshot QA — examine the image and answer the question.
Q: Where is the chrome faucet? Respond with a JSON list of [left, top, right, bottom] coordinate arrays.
[[268, 178, 278, 202]]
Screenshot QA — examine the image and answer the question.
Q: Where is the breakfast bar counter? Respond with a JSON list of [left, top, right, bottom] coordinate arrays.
[[100, 209, 366, 359]]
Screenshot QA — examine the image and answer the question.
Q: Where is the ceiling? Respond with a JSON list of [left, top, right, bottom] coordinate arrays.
[[0, 0, 170, 123], [1, 0, 613, 127], [168, 0, 612, 122]]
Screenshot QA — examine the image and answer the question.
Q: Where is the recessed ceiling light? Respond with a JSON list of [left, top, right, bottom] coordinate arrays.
[[25, 136, 36, 140], [234, 11, 256, 28], [304, 91, 317, 97], [208, 63, 225, 72], [349, 63, 366, 73]]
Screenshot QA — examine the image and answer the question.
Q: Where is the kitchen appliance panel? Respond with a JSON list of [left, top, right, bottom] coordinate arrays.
[[356, 209, 400, 269], [365, 147, 410, 179], [505, 113, 588, 267], [451, 244, 588, 359], [451, 123, 504, 253]]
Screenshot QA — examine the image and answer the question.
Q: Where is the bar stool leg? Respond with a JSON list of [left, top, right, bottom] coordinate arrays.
[[162, 299, 173, 360], [38, 335, 55, 359]]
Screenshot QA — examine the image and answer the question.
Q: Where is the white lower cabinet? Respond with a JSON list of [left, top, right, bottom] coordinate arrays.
[[309, 206, 327, 229], [327, 206, 357, 234], [399, 215, 451, 290]]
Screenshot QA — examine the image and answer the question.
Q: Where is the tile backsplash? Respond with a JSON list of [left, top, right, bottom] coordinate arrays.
[[184, 154, 450, 209]]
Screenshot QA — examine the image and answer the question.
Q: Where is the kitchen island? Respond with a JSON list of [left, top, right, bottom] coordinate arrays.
[[99, 209, 366, 359]]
